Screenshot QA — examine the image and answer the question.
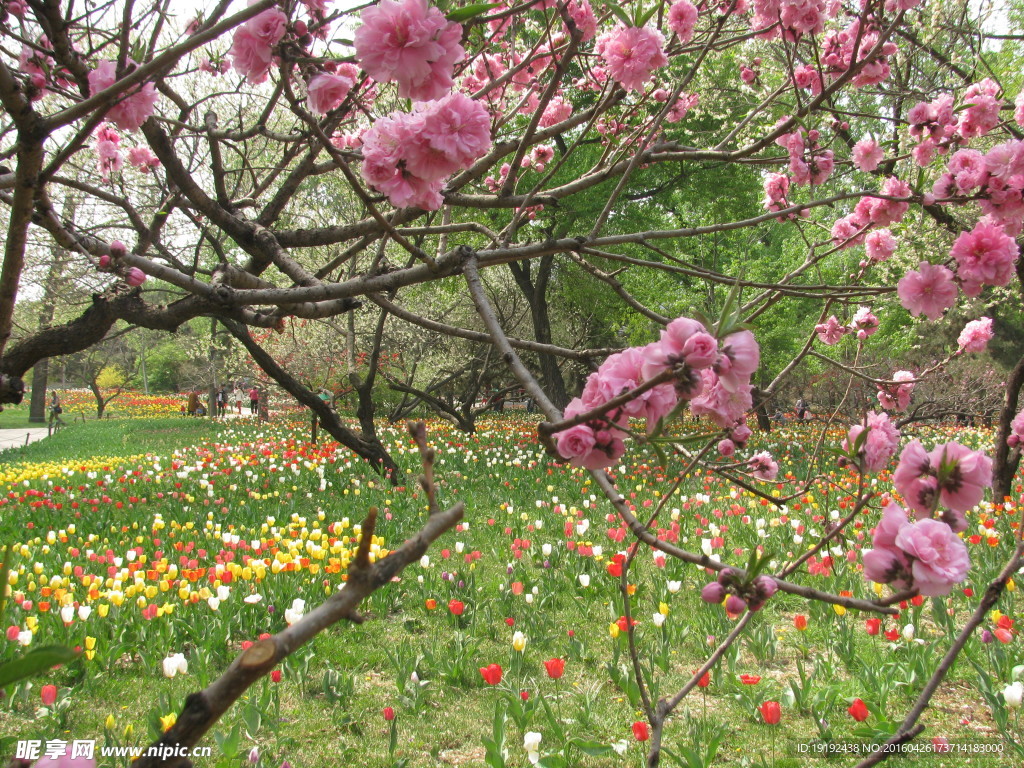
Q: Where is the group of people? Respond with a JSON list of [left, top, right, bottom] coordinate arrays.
[[184, 384, 263, 418]]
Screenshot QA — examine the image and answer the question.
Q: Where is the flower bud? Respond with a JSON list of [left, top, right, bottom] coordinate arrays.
[[700, 582, 725, 604]]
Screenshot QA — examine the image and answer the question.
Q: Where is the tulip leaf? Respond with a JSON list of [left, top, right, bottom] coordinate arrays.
[[0, 645, 80, 689], [446, 3, 500, 22], [0, 544, 11, 616], [570, 739, 613, 756], [536, 757, 566, 768]]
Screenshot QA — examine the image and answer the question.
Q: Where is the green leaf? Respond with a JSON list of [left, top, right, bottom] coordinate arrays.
[[536, 757, 566, 768], [446, 3, 500, 22], [0, 545, 12, 616], [606, 4, 633, 26], [637, 3, 659, 26], [570, 739, 613, 757], [0, 645, 80, 689]]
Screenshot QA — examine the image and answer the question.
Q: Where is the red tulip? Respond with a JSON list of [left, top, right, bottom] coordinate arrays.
[[447, 599, 464, 616], [40, 684, 57, 707], [270, 670, 282, 683], [696, 670, 711, 688], [632, 721, 649, 741], [995, 628, 1013, 644], [793, 614, 808, 631], [543, 658, 565, 680], [739, 674, 761, 685], [848, 698, 870, 722], [479, 663, 503, 686], [865, 618, 881, 636], [424, 599, 437, 610], [520, 690, 529, 701], [759, 700, 781, 725], [884, 628, 899, 641], [383, 706, 395, 721]]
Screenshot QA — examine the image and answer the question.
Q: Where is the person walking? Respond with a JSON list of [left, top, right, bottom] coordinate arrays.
[[49, 391, 66, 430], [249, 386, 259, 415], [216, 387, 227, 417], [233, 384, 243, 415]]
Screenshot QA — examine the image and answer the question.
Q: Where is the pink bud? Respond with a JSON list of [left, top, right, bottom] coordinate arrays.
[[98, 254, 111, 269], [700, 582, 725, 604], [125, 267, 146, 287], [293, 19, 308, 36], [922, 193, 936, 206], [725, 594, 747, 614], [110, 240, 127, 258], [717, 439, 735, 457]]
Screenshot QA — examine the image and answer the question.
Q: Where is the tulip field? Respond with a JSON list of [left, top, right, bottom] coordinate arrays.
[[0, 414, 1022, 767]]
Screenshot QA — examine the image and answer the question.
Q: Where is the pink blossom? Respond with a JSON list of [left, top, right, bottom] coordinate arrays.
[[716, 330, 759, 392], [230, 27, 276, 84], [814, 315, 847, 345], [540, 96, 573, 127], [876, 370, 915, 412], [354, 0, 465, 102], [896, 261, 958, 321], [555, 398, 627, 470], [842, 411, 899, 473], [88, 61, 159, 132], [763, 173, 789, 203], [792, 64, 822, 94], [893, 440, 991, 523], [248, 8, 289, 46], [667, 0, 699, 43], [849, 306, 879, 339], [689, 371, 752, 428], [852, 138, 884, 171], [950, 222, 1019, 295], [749, 451, 778, 481], [31, 753, 96, 768], [894, 519, 970, 596], [595, 24, 667, 93], [640, 317, 716, 390], [125, 267, 147, 287], [307, 67, 358, 115], [864, 229, 897, 262], [740, 66, 757, 84], [566, 0, 598, 41], [983, 141, 1024, 184], [127, 146, 160, 172], [957, 317, 993, 353], [863, 503, 912, 588], [717, 438, 735, 456], [417, 92, 492, 167], [1008, 409, 1024, 448]]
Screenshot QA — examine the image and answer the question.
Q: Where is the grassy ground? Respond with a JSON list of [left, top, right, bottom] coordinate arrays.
[[0, 416, 1019, 768]]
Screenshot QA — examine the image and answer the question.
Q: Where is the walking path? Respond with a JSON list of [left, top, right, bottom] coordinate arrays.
[[0, 427, 51, 453]]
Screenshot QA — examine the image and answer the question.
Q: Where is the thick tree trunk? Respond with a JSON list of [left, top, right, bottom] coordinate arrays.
[[509, 256, 570, 409], [29, 359, 48, 423], [992, 354, 1024, 501]]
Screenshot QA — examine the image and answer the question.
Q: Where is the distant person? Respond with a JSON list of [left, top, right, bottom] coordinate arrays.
[[187, 390, 200, 416], [796, 397, 808, 421], [233, 384, 244, 415], [216, 387, 227, 417], [49, 391, 65, 428], [249, 386, 259, 415]]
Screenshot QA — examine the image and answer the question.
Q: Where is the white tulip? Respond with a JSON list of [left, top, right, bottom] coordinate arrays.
[[578, 574, 590, 587], [1004, 681, 1023, 709]]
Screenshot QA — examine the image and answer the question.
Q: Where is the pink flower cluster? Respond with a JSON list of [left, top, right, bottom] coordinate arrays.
[[892, 440, 992, 532], [751, 0, 830, 40], [555, 317, 761, 470], [957, 317, 993, 353], [932, 140, 1024, 236], [307, 65, 360, 115], [841, 411, 899, 473], [127, 146, 160, 172], [813, 306, 878, 345], [230, 8, 288, 84], [1008, 409, 1024, 449], [94, 124, 122, 182], [820, 19, 898, 88], [361, 92, 491, 211], [949, 222, 1019, 296], [876, 370, 915, 412], [748, 451, 779, 480], [831, 176, 912, 251], [595, 24, 667, 93], [668, 1, 699, 43], [88, 61, 159, 132], [896, 261, 958, 321], [354, 0, 464, 102], [852, 138, 884, 172], [775, 128, 834, 187], [862, 503, 970, 597]]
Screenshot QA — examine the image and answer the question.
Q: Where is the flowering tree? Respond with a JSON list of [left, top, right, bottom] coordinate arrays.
[[0, 0, 1023, 765]]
